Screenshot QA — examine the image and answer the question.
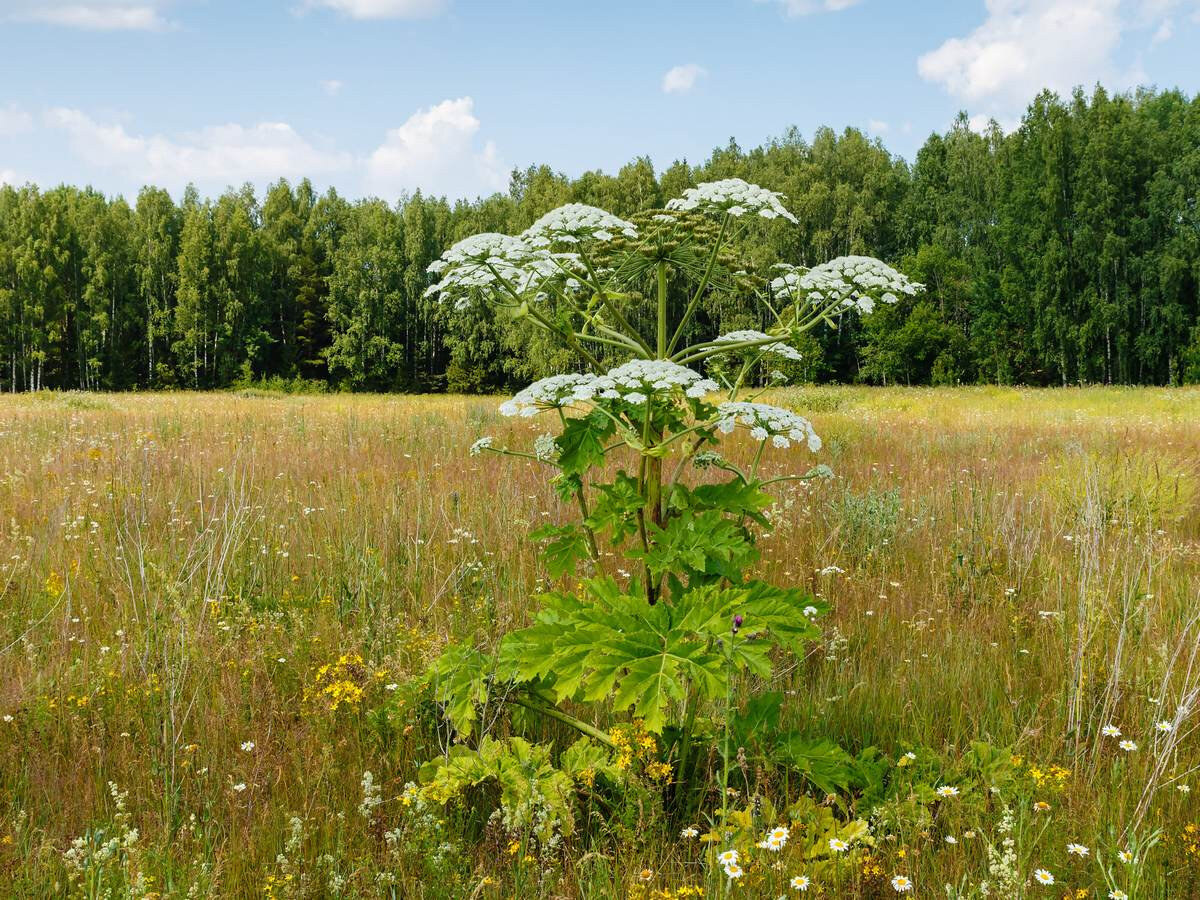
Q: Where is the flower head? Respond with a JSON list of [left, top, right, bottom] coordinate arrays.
[[771, 256, 922, 314], [1033, 869, 1054, 885], [521, 203, 638, 248], [1109, 890, 1128, 899], [791, 874, 811, 891], [935, 785, 959, 798], [681, 826, 699, 839], [469, 436, 494, 456], [717, 849, 739, 866], [498, 373, 598, 417], [723, 862, 743, 880], [425, 233, 573, 309], [1066, 843, 1089, 857], [1155, 719, 1173, 733], [714, 401, 821, 451], [891, 875, 913, 893], [712, 329, 803, 362], [829, 837, 849, 852], [1102, 724, 1122, 737], [667, 178, 798, 224], [1119, 739, 1138, 752]]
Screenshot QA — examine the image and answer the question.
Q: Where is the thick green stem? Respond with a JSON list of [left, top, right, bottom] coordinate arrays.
[[656, 260, 669, 359], [668, 213, 730, 355], [510, 696, 615, 749]]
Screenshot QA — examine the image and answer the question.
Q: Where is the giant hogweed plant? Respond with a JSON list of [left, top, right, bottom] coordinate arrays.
[[414, 180, 923, 839]]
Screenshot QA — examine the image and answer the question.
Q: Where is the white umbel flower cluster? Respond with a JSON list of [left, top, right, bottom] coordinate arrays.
[[715, 401, 821, 451], [498, 361, 719, 417], [771, 256, 923, 314], [498, 373, 598, 417], [667, 178, 799, 224], [425, 233, 579, 309], [522, 203, 638, 247], [581, 360, 719, 404], [712, 330, 803, 361]]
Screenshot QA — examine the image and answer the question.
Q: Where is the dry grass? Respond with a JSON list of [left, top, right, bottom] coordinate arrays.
[[1, 386, 1198, 898]]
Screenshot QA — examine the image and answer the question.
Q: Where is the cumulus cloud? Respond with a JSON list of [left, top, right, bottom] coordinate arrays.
[[662, 64, 707, 95], [918, 0, 1182, 117], [5, 1, 172, 30], [366, 97, 506, 199], [761, 0, 862, 16], [45, 108, 353, 190], [0, 104, 35, 136], [0, 169, 20, 186], [867, 119, 889, 134], [301, 0, 446, 19]]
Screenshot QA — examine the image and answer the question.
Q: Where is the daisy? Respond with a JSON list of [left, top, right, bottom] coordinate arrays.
[[681, 826, 699, 839], [723, 862, 743, 880], [944, 835, 958, 844], [1118, 850, 1133, 863], [1102, 724, 1122, 737], [1033, 800, 1051, 811], [791, 875, 811, 892], [1066, 843, 1089, 857], [1109, 891, 1128, 899], [936, 785, 959, 798], [240, 741, 255, 752], [1119, 739, 1138, 752], [769, 826, 790, 846], [1033, 869, 1055, 885], [829, 837, 849, 852], [891, 875, 913, 893], [1155, 720, 1172, 733], [717, 849, 739, 867]]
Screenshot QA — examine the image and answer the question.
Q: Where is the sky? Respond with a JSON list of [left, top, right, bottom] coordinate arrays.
[[1, 0, 1198, 203]]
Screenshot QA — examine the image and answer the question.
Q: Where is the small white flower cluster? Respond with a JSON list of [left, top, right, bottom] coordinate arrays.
[[498, 361, 718, 416], [771, 256, 923, 314], [498, 373, 598, 417], [715, 401, 821, 451], [425, 232, 580, 309], [581, 359, 718, 404], [712, 329, 803, 361], [469, 436, 494, 455], [522, 203, 638, 247], [667, 178, 799, 224]]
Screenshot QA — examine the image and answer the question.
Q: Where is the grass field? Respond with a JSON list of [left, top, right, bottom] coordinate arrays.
[[1, 386, 1198, 898]]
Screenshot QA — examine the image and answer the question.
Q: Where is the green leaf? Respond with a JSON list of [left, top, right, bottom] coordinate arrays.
[[555, 409, 614, 476], [585, 470, 644, 544], [529, 523, 590, 578], [777, 736, 857, 797], [428, 643, 495, 739], [634, 509, 757, 585]]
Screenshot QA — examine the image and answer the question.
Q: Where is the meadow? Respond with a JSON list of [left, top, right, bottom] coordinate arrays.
[[1, 386, 1198, 899]]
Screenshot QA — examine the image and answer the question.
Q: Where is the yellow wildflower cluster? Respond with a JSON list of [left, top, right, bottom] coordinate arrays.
[[1028, 762, 1071, 790], [1179, 823, 1200, 863], [611, 720, 659, 773], [305, 652, 368, 711], [626, 884, 704, 899], [860, 853, 885, 880]]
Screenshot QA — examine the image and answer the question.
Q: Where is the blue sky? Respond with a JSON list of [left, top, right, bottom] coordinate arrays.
[[1, 0, 1198, 202]]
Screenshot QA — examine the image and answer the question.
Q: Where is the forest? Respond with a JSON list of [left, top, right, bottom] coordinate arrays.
[[1, 84, 1199, 393]]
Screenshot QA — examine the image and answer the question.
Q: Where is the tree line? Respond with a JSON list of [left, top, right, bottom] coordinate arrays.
[[2, 85, 1198, 393]]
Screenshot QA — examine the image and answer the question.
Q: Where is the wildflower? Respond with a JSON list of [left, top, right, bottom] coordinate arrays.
[[232, 782, 247, 792], [1178, 784, 1191, 793], [1102, 724, 1122, 737], [712, 330, 804, 362], [771, 256, 922, 313], [936, 785, 959, 798], [723, 862, 744, 880], [891, 875, 913, 893], [667, 178, 799, 224], [829, 837, 849, 852], [521, 203, 638, 247], [240, 741, 255, 752], [1033, 801, 1051, 811], [1155, 719, 1172, 733], [1033, 869, 1055, 885], [1066, 843, 1089, 857], [638, 868, 654, 883], [681, 826, 699, 839], [714, 401, 821, 452], [1119, 739, 1138, 752], [1109, 891, 1128, 899], [769, 826, 790, 846], [803, 606, 819, 617], [1118, 850, 1133, 863], [717, 849, 739, 867], [469, 436, 494, 456], [945, 836, 958, 844], [791, 875, 811, 891]]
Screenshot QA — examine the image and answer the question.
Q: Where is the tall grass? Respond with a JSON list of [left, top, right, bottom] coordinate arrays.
[[0, 386, 1197, 897]]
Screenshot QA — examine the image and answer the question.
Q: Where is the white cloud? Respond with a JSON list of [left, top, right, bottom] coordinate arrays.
[[45, 108, 353, 190], [0, 169, 19, 186], [867, 119, 889, 134], [322, 79, 345, 96], [367, 97, 505, 199], [918, 0, 1183, 117], [762, 0, 862, 16], [1151, 16, 1174, 40], [662, 64, 707, 95], [6, 1, 172, 30], [302, 0, 446, 19], [0, 104, 34, 135]]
